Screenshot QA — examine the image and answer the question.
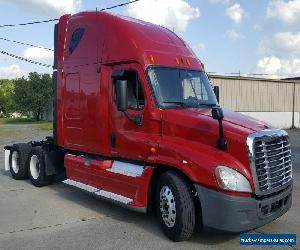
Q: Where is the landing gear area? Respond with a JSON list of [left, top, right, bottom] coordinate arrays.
[[5, 140, 65, 188]]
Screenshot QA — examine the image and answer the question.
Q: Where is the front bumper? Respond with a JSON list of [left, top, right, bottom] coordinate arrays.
[[195, 182, 293, 232]]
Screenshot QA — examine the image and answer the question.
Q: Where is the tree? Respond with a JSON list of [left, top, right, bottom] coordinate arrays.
[[14, 72, 52, 121], [0, 79, 15, 117]]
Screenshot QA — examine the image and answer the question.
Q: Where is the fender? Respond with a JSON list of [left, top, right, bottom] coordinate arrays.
[[156, 136, 254, 191]]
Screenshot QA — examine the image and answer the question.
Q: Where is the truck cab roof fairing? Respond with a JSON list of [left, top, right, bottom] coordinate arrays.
[[66, 11, 202, 70]]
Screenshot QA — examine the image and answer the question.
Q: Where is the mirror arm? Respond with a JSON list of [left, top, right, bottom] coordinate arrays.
[[124, 111, 143, 126], [217, 119, 227, 150], [212, 106, 227, 150], [213, 86, 220, 103]]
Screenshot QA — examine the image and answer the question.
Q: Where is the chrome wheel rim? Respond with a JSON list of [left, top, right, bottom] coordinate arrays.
[[11, 151, 20, 174], [159, 186, 176, 228], [30, 155, 40, 180]]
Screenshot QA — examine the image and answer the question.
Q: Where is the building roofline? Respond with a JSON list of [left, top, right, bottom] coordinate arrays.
[[208, 74, 299, 83]]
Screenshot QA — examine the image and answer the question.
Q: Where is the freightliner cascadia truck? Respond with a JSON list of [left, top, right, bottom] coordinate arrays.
[[4, 12, 293, 241]]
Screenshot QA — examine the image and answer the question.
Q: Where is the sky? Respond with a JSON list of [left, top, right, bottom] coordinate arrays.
[[0, 0, 300, 79]]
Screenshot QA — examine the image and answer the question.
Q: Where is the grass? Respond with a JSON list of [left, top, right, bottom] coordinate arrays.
[[0, 118, 52, 143], [0, 117, 43, 124], [32, 122, 53, 131], [0, 117, 52, 132]]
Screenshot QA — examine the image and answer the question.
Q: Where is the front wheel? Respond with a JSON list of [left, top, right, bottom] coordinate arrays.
[[156, 171, 195, 241]]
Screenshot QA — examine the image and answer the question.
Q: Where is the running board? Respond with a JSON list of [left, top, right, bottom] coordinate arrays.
[[63, 179, 133, 205], [63, 155, 155, 212]]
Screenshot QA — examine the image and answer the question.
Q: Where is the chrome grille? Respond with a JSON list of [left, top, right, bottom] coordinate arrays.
[[247, 129, 293, 195]]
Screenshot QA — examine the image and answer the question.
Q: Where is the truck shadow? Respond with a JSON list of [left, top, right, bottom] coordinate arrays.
[[48, 181, 239, 245]]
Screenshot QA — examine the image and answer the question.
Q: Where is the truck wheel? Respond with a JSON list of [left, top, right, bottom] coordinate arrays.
[[156, 171, 195, 241], [9, 143, 31, 180], [28, 146, 53, 187]]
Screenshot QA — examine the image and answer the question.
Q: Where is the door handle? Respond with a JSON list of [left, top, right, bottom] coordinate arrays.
[[110, 133, 116, 148]]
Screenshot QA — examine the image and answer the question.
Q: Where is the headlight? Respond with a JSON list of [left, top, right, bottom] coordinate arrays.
[[214, 165, 252, 192]]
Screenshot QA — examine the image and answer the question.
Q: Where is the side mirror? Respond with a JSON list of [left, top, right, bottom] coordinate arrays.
[[212, 106, 223, 120], [116, 80, 127, 112], [211, 106, 227, 150], [213, 86, 220, 103], [112, 70, 125, 79]]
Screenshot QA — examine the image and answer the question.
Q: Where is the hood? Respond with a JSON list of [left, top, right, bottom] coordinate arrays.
[[207, 108, 270, 132], [162, 108, 270, 139], [161, 108, 271, 176]]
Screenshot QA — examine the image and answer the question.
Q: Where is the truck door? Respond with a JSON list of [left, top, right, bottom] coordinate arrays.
[[109, 63, 160, 162]]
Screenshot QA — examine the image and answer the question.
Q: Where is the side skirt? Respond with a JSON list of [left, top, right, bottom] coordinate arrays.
[[62, 179, 146, 213]]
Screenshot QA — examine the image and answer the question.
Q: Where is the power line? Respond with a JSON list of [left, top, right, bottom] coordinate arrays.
[[0, 0, 141, 28], [0, 37, 53, 51], [1, 48, 298, 78], [0, 50, 52, 68], [0, 18, 59, 28], [100, 0, 141, 11], [0, 1, 142, 68]]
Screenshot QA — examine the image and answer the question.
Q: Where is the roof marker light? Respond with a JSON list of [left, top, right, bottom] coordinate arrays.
[[149, 54, 155, 63], [175, 57, 180, 65], [186, 59, 191, 66]]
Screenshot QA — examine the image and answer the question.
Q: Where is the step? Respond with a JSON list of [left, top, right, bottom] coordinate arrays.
[[63, 178, 133, 204]]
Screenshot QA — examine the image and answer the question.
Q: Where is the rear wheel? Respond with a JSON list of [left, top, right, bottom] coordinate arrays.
[[9, 143, 31, 180], [156, 171, 195, 241], [28, 146, 54, 187]]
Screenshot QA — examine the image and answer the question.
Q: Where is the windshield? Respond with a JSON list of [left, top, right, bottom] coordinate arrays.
[[148, 67, 218, 109]]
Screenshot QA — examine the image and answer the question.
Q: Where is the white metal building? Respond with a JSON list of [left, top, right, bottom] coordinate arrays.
[[209, 75, 300, 129]]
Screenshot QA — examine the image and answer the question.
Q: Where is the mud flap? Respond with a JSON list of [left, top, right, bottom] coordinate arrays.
[[44, 148, 65, 176]]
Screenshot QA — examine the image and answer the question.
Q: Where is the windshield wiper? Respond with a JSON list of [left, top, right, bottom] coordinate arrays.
[[162, 101, 217, 108], [197, 103, 218, 107], [162, 101, 187, 107]]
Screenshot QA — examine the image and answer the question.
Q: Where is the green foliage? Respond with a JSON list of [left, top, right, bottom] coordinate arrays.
[[0, 79, 15, 116], [13, 72, 52, 121]]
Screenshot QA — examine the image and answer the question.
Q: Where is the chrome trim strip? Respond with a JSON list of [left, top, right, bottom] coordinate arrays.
[[95, 190, 132, 204], [63, 179, 133, 204], [247, 129, 293, 196], [63, 179, 99, 193], [106, 161, 144, 177]]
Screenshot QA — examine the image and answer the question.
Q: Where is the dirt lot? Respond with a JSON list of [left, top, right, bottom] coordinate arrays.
[[0, 124, 299, 250]]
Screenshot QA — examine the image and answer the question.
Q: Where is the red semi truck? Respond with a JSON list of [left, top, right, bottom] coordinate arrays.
[[4, 12, 293, 241]]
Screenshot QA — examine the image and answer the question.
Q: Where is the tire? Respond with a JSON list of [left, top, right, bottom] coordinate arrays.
[[28, 146, 54, 187], [9, 143, 31, 180], [156, 171, 195, 242]]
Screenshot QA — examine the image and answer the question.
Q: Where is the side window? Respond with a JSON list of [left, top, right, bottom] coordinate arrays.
[[114, 70, 145, 110], [69, 28, 85, 54]]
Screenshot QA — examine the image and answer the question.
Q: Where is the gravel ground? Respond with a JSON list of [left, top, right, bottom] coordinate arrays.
[[0, 125, 299, 250], [0, 124, 50, 146]]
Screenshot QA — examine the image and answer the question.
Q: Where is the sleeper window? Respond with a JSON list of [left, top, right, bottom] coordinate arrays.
[[69, 28, 85, 54]]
